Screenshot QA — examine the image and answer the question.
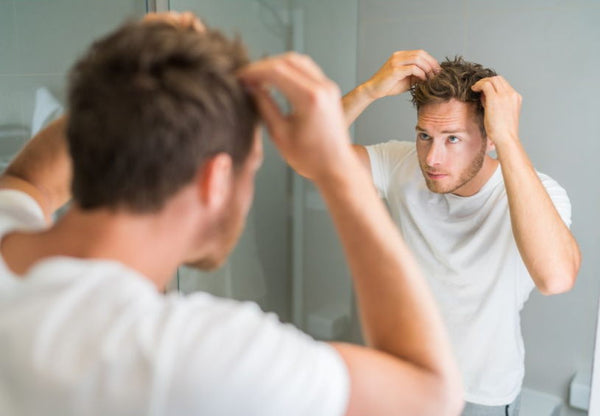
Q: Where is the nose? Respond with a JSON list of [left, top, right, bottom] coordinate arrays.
[[425, 140, 444, 167]]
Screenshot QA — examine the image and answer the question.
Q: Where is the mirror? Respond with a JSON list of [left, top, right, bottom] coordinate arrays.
[[343, 4, 598, 416], [166, 1, 599, 415], [0, 0, 146, 167], [1, 1, 597, 415]]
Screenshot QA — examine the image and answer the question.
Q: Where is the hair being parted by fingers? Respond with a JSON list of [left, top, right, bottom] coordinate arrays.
[[410, 56, 497, 136], [67, 17, 258, 213]]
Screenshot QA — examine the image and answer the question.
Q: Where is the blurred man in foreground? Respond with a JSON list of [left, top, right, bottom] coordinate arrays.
[[0, 13, 462, 416]]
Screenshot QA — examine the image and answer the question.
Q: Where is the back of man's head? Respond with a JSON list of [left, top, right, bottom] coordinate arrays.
[[67, 18, 258, 213], [410, 56, 496, 135]]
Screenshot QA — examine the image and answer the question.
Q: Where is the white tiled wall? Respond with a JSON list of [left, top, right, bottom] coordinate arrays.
[[296, 0, 358, 338], [0, 0, 145, 127]]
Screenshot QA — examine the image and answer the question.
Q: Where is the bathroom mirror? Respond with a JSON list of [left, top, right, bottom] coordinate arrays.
[[165, 2, 599, 415], [341, 4, 599, 415], [1, 1, 597, 415], [0, 0, 146, 130]]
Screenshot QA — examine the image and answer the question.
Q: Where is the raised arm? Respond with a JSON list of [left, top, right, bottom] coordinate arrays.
[[0, 13, 205, 224], [343, 50, 439, 126], [240, 53, 462, 416], [472, 76, 581, 295], [0, 116, 71, 222]]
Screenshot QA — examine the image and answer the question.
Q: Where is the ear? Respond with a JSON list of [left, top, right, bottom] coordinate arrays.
[[196, 153, 234, 211]]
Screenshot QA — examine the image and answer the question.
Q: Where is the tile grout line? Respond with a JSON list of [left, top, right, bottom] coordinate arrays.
[[10, 0, 26, 125]]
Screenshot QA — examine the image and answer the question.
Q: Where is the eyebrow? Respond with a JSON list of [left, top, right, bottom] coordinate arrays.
[[415, 125, 467, 134]]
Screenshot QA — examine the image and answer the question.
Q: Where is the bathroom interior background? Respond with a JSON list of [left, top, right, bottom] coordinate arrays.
[[0, 0, 598, 415]]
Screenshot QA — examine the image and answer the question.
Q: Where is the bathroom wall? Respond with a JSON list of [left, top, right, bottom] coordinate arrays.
[[292, 0, 359, 337], [349, 1, 599, 414], [167, 0, 361, 333], [0, 0, 145, 128], [169, 0, 292, 322]]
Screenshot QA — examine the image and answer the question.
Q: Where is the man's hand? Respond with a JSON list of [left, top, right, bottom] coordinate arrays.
[[238, 52, 354, 182], [471, 76, 522, 145], [342, 50, 439, 126], [142, 11, 205, 32], [472, 76, 580, 295], [362, 50, 440, 100]]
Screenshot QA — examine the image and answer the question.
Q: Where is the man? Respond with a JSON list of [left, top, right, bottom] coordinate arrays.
[[0, 14, 463, 416], [343, 51, 581, 415]]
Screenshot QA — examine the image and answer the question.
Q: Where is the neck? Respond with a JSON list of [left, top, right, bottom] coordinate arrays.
[[3, 194, 206, 290], [54, 208, 190, 288]]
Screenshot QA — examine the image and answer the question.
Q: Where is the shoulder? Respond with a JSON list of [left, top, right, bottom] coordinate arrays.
[[536, 171, 567, 190], [365, 140, 416, 167], [535, 171, 572, 225], [156, 293, 350, 415], [6, 268, 349, 415], [366, 140, 415, 156], [535, 171, 571, 202]]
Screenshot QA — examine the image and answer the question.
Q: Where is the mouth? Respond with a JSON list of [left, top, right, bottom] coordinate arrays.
[[426, 172, 448, 180]]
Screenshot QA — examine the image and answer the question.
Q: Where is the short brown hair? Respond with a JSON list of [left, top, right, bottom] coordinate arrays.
[[67, 18, 258, 213], [410, 56, 496, 135]]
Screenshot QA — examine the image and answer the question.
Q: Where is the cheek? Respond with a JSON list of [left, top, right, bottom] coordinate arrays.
[[415, 141, 428, 160], [464, 140, 485, 158]]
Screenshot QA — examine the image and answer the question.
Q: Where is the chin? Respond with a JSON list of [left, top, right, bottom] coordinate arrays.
[[183, 255, 226, 271], [425, 180, 452, 194]]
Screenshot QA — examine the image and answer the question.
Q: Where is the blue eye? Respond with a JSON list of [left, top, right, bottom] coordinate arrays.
[[418, 132, 430, 141], [448, 135, 460, 143]]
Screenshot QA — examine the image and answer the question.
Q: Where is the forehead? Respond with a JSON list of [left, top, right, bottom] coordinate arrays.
[[417, 99, 479, 129]]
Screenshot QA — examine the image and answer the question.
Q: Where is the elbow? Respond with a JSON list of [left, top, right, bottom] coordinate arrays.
[[539, 283, 569, 296], [432, 377, 464, 416], [442, 386, 465, 416], [537, 267, 578, 296], [411, 366, 464, 416], [536, 246, 581, 296], [425, 368, 464, 416]]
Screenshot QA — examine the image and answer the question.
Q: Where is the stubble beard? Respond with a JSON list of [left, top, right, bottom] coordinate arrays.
[[421, 140, 487, 194], [184, 197, 244, 272]]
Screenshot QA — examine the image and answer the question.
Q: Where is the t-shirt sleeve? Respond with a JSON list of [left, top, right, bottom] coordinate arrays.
[[518, 173, 573, 298], [163, 293, 350, 416], [0, 190, 47, 292], [0, 189, 46, 235], [538, 173, 572, 228], [365, 140, 415, 198]]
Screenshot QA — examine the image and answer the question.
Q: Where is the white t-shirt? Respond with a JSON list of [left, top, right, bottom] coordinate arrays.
[[366, 141, 572, 406], [0, 190, 349, 416]]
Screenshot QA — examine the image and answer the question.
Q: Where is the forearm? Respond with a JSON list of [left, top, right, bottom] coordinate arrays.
[[314, 148, 458, 380], [1, 115, 71, 220], [496, 138, 580, 294], [342, 84, 376, 127], [343, 50, 439, 128]]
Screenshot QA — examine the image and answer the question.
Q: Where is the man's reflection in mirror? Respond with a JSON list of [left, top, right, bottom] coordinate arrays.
[[344, 52, 581, 416]]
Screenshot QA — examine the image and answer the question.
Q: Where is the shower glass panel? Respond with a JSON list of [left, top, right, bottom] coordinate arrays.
[[169, 0, 293, 323], [0, 0, 146, 168]]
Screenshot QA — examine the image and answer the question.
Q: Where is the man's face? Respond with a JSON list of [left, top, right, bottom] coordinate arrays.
[[415, 99, 489, 196], [187, 131, 263, 270]]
